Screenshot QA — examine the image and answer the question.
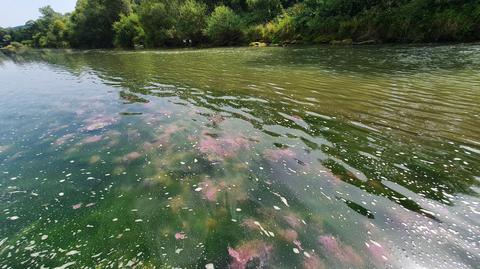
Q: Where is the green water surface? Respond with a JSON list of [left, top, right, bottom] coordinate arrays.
[[0, 45, 479, 269]]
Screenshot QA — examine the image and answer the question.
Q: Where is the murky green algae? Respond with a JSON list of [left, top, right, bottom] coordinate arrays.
[[0, 45, 479, 268]]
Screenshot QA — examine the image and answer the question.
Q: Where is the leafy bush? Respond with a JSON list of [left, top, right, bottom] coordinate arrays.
[[1, 33, 12, 47], [246, 0, 283, 23], [177, 0, 208, 44], [70, 0, 132, 48], [138, 0, 179, 47], [4, 0, 480, 48], [272, 12, 297, 42], [204, 6, 245, 45], [8, 41, 24, 49], [114, 14, 145, 48], [246, 8, 299, 44], [245, 25, 267, 43]]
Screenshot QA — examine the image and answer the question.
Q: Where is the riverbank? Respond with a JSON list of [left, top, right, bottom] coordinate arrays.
[[2, 0, 479, 50], [3, 41, 480, 57]]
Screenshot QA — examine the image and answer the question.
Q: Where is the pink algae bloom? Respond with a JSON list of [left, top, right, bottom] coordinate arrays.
[[199, 134, 250, 161], [318, 235, 364, 266], [122, 151, 142, 162], [187, 135, 197, 142], [199, 180, 220, 202], [163, 124, 182, 136], [54, 133, 75, 146], [241, 218, 260, 231], [82, 116, 118, 132], [175, 232, 186, 240], [303, 254, 326, 269], [81, 135, 103, 144], [228, 241, 273, 269], [149, 124, 184, 148], [280, 229, 298, 242], [263, 148, 296, 162], [208, 114, 225, 125], [283, 213, 303, 229], [293, 239, 303, 250]]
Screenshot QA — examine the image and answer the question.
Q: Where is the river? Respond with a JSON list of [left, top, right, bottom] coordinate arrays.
[[0, 45, 479, 268]]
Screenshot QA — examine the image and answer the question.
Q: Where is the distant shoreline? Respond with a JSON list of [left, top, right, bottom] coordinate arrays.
[[3, 41, 480, 55]]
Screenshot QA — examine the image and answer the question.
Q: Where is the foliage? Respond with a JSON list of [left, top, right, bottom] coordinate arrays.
[[246, 0, 283, 23], [2, 0, 480, 49], [137, 0, 179, 47], [69, 0, 132, 48], [177, 0, 208, 45], [0, 28, 11, 47], [113, 14, 145, 48], [4, 6, 71, 48], [204, 5, 244, 45], [245, 7, 300, 44], [295, 0, 480, 43]]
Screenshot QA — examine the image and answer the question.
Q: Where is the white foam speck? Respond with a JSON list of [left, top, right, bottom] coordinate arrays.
[[66, 250, 80, 256]]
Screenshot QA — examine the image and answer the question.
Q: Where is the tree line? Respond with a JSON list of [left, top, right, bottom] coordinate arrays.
[[1, 0, 479, 49]]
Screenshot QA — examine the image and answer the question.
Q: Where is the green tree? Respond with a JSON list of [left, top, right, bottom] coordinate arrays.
[[1, 34, 12, 47], [0, 28, 7, 47], [177, 0, 208, 44], [204, 5, 244, 45], [3, 0, 480, 48], [137, 0, 180, 47], [246, 0, 283, 23], [46, 17, 70, 47], [113, 13, 145, 48], [10, 6, 70, 48], [70, 0, 132, 48]]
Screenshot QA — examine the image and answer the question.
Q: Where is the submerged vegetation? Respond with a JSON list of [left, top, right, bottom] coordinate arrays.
[[1, 45, 479, 268], [1, 0, 480, 49]]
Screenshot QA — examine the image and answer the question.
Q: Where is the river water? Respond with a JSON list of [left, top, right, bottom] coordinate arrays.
[[0, 45, 479, 269]]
